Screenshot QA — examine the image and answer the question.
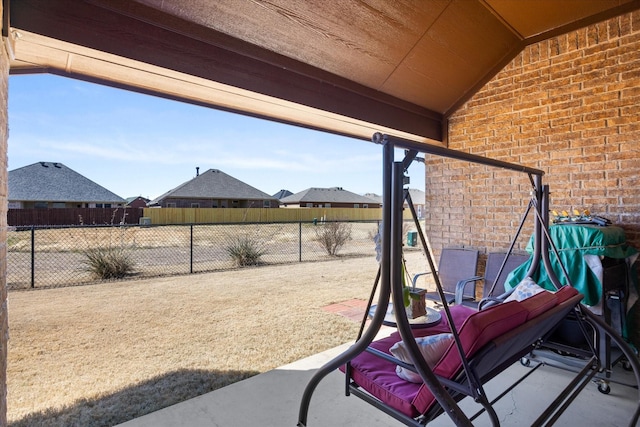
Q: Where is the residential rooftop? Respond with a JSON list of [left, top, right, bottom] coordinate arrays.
[[150, 169, 279, 204], [8, 161, 125, 203]]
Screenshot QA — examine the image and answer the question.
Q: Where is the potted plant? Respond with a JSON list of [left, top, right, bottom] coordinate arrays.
[[402, 259, 426, 319]]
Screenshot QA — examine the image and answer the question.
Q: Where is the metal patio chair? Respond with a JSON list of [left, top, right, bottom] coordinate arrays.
[[456, 251, 530, 308], [415, 247, 480, 305]]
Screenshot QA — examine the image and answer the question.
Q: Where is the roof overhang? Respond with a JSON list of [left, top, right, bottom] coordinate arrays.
[[7, 0, 640, 145]]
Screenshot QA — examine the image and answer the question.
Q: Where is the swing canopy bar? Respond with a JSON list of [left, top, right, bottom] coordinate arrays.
[[371, 133, 544, 177]]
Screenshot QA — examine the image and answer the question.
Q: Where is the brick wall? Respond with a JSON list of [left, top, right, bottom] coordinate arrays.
[[428, 10, 640, 251], [427, 11, 640, 344], [0, 17, 9, 426]]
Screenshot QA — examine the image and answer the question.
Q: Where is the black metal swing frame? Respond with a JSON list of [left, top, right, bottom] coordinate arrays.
[[297, 133, 640, 427]]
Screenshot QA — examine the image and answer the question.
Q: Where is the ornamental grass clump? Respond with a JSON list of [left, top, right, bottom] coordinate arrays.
[[79, 210, 137, 280], [314, 220, 352, 256], [83, 246, 135, 279], [226, 235, 267, 267]]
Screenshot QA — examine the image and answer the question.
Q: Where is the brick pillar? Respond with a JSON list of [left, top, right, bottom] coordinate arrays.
[[0, 11, 9, 426]]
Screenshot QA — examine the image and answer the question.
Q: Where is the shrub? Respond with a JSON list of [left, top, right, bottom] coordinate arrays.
[[314, 221, 352, 256], [226, 235, 266, 267], [83, 246, 135, 279], [79, 210, 137, 280]]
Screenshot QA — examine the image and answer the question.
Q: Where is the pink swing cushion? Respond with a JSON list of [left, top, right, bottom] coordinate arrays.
[[342, 285, 579, 418]]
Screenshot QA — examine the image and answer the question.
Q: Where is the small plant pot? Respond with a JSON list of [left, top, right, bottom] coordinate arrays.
[[406, 288, 427, 319]]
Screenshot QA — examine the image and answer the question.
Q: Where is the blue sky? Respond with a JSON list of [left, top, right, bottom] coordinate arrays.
[[8, 74, 424, 200]]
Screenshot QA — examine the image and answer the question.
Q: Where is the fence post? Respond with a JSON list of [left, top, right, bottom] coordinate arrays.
[[190, 224, 194, 274], [31, 226, 35, 288], [299, 222, 302, 262]]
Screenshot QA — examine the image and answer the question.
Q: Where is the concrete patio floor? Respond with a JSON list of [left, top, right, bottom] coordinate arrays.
[[116, 337, 639, 427]]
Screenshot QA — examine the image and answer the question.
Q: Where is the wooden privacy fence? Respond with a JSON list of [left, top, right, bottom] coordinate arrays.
[[8, 207, 144, 227], [8, 207, 412, 227], [141, 207, 409, 225]]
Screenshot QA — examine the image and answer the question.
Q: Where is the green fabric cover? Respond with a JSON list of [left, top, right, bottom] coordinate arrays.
[[506, 224, 638, 307]]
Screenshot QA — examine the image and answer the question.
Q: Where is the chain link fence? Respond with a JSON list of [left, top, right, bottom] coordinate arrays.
[[7, 220, 424, 289]]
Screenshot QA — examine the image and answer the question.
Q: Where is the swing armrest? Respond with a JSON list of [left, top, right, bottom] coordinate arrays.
[[454, 276, 484, 305], [478, 288, 516, 310]]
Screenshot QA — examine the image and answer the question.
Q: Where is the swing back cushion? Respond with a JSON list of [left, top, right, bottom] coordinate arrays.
[[346, 285, 580, 418], [390, 333, 454, 383]]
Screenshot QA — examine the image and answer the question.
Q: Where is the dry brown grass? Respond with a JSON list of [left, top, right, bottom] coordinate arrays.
[[7, 252, 427, 426]]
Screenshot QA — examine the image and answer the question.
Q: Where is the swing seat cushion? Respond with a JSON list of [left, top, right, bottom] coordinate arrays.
[[346, 285, 580, 418], [344, 305, 476, 416], [412, 300, 529, 414]]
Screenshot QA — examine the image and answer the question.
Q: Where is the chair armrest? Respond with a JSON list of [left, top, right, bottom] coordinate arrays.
[[454, 276, 484, 305], [411, 272, 433, 290]]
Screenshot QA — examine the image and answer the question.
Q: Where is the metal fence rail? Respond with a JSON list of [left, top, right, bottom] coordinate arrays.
[[7, 220, 400, 289]]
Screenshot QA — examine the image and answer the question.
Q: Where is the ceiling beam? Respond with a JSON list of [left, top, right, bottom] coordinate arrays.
[[11, 30, 440, 145], [10, 0, 444, 143]]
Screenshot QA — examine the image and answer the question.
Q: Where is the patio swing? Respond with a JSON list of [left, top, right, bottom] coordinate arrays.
[[297, 133, 640, 427]]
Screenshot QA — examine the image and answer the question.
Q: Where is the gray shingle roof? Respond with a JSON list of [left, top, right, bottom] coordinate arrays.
[[150, 169, 278, 203], [280, 187, 380, 204], [273, 189, 293, 199], [125, 196, 149, 204], [363, 189, 424, 205], [9, 162, 125, 203], [406, 188, 425, 204], [363, 193, 382, 203]]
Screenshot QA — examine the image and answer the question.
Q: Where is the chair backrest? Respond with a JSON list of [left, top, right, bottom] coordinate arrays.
[[437, 247, 479, 296], [483, 252, 529, 298]]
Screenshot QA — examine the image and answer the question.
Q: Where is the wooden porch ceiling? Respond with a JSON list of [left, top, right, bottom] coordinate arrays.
[[7, 0, 640, 144]]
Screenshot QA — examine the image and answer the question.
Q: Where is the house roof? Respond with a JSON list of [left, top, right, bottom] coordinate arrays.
[[150, 169, 279, 204], [10, 1, 640, 145], [8, 161, 125, 203], [272, 189, 293, 200], [363, 193, 382, 204], [281, 187, 380, 205], [125, 196, 149, 204], [407, 188, 426, 205], [363, 189, 424, 205]]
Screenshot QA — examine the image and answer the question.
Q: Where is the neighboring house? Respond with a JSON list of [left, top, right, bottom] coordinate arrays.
[[280, 187, 381, 208], [365, 189, 425, 218], [149, 168, 279, 208], [8, 162, 125, 209], [363, 193, 382, 204], [273, 189, 293, 200], [125, 196, 150, 208], [406, 188, 426, 219]]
